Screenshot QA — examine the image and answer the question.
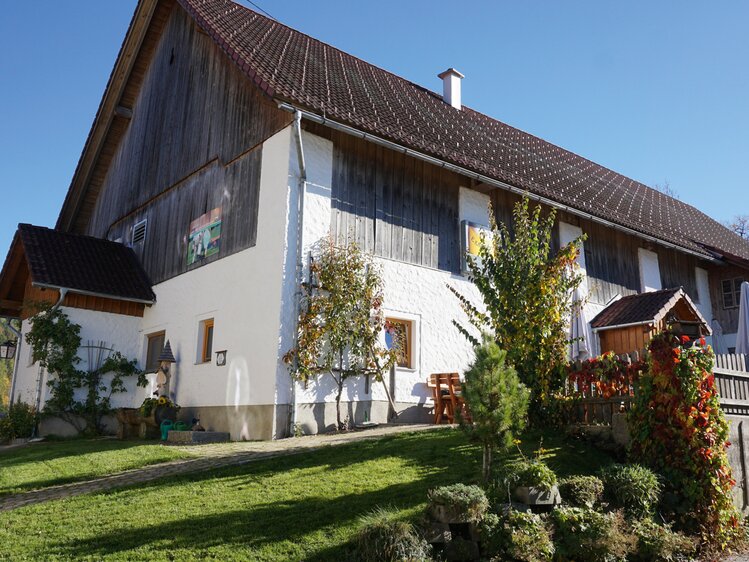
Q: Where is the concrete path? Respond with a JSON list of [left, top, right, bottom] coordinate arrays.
[[0, 423, 444, 513]]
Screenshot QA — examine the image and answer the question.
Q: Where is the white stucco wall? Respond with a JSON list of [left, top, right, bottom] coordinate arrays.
[[11, 307, 143, 410], [282, 131, 485, 415], [137, 126, 293, 417]]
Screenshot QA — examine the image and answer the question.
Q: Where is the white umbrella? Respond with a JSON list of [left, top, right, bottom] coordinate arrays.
[[569, 284, 592, 361], [736, 281, 749, 355]]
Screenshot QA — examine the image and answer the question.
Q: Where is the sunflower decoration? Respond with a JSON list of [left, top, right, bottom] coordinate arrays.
[[157, 396, 169, 406]]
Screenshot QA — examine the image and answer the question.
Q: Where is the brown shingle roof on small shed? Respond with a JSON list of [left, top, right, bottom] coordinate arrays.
[[590, 287, 701, 330], [173, 0, 749, 263], [15, 224, 155, 303]]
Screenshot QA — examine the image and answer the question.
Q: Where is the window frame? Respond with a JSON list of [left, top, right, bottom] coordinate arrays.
[[722, 278, 745, 310], [199, 319, 215, 364], [145, 331, 166, 373], [385, 317, 414, 370]]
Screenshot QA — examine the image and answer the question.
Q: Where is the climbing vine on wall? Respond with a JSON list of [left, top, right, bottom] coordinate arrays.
[[25, 305, 146, 435], [629, 332, 739, 549]]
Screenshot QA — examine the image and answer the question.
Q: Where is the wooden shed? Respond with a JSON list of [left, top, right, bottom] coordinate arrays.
[[591, 287, 711, 355]]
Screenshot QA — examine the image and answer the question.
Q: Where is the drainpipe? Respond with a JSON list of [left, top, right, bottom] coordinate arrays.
[[31, 289, 68, 437], [288, 111, 307, 437], [6, 320, 21, 408]]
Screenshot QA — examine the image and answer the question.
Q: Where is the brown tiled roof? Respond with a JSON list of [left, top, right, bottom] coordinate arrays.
[[178, 0, 749, 262], [590, 288, 703, 329], [17, 224, 155, 303]]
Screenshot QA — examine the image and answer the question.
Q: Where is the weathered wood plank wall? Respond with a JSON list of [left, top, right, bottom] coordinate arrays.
[[325, 130, 462, 273], [85, 4, 290, 284], [708, 264, 749, 335]]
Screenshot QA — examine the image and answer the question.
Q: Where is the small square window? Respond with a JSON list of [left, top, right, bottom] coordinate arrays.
[[199, 319, 214, 364], [385, 318, 413, 369], [722, 278, 745, 309], [145, 331, 165, 372]]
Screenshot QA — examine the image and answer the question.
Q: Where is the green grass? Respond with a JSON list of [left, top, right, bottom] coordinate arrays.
[[0, 427, 614, 561], [0, 438, 194, 496]]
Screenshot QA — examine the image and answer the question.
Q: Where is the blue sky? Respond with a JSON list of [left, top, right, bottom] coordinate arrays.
[[1, 1, 747, 255]]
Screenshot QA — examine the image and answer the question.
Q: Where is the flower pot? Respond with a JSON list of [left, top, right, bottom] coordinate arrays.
[[513, 485, 561, 506]]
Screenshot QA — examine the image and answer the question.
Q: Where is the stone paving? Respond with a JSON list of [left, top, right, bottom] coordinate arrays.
[[0, 423, 444, 513]]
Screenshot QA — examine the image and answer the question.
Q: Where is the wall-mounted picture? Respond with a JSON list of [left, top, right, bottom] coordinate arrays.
[[187, 207, 222, 265]]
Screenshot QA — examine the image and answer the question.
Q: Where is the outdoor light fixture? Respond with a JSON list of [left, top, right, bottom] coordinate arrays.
[[0, 339, 16, 360]]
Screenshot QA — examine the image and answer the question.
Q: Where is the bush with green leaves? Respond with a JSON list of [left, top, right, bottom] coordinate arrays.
[[501, 459, 558, 492], [353, 507, 431, 562], [0, 401, 37, 442], [461, 337, 529, 482], [559, 475, 604, 508], [599, 464, 661, 517], [551, 507, 636, 562], [632, 518, 696, 562], [427, 483, 489, 523], [450, 197, 585, 423], [480, 511, 554, 562]]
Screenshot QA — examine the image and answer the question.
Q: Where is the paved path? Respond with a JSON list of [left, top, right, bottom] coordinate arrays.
[[0, 424, 444, 513]]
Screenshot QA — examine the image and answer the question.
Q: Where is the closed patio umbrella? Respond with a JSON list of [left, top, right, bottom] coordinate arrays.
[[569, 284, 592, 361], [736, 282, 749, 355]]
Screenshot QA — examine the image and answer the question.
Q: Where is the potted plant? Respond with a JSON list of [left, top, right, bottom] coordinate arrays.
[[503, 459, 560, 507], [427, 484, 489, 524]]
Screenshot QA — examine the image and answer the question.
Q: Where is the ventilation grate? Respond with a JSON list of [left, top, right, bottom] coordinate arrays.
[[132, 219, 147, 245]]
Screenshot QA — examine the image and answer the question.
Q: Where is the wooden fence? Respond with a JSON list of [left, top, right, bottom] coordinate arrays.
[[570, 352, 749, 424]]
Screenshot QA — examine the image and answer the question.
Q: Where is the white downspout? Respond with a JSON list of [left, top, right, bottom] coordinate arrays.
[[6, 320, 21, 407], [288, 111, 307, 437], [31, 288, 68, 437]]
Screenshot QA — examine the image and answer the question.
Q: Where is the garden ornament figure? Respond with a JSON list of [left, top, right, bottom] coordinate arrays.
[[156, 340, 176, 395]]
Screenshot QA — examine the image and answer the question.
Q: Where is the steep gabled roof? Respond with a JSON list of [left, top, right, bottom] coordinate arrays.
[[58, 0, 749, 264], [591, 287, 709, 332], [0, 225, 155, 310]]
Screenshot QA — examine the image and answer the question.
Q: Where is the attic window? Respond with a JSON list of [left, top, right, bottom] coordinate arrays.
[[132, 220, 147, 245]]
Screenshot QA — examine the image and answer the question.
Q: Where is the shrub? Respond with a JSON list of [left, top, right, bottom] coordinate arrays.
[[461, 337, 529, 482], [0, 401, 37, 442], [551, 507, 636, 562], [427, 483, 489, 523], [632, 518, 696, 562], [558, 475, 604, 508], [480, 511, 554, 562], [501, 459, 558, 492], [599, 464, 661, 517], [629, 332, 739, 547], [353, 507, 431, 562]]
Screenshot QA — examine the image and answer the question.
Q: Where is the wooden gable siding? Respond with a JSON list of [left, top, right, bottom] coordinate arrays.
[[324, 129, 461, 273], [85, 4, 291, 284], [656, 246, 698, 302], [21, 278, 145, 320]]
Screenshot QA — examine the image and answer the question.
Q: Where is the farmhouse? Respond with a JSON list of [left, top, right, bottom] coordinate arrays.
[[2, 0, 748, 440]]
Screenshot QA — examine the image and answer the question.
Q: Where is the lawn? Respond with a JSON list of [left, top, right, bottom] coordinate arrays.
[[0, 438, 194, 496], [0, 427, 614, 561]]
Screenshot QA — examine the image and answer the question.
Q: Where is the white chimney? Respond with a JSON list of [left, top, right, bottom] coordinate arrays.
[[438, 68, 464, 110]]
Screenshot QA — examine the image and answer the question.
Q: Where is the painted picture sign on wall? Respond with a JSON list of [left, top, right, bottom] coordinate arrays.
[[460, 220, 492, 274], [187, 207, 222, 265]]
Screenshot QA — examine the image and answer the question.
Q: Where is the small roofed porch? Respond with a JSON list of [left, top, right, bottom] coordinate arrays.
[[0, 224, 156, 434], [591, 287, 710, 355]]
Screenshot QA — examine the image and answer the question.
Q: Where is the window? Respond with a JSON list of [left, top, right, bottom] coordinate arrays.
[[722, 278, 745, 309], [385, 318, 413, 369], [199, 319, 214, 364], [145, 331, 165, 372]]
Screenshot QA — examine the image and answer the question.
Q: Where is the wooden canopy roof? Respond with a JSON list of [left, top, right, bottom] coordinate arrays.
[[0, 224, 155, 318]]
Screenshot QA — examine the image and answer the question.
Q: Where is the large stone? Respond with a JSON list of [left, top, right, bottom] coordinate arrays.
[[513, 485, 561, 506], [612, 412, 631, 448]]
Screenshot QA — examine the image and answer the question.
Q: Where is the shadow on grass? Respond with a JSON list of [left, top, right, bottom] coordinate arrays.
[[50, 429, 477, 559]]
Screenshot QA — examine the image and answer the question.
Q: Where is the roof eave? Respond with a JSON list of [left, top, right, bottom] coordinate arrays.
[[32, 282, 156, 306]]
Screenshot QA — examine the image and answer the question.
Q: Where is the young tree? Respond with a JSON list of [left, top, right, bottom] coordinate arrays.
[[461, 337, 529, 482], [451, 197, 584, 422], [284, 238, 398, 431], [25, 306, 145, 435]]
